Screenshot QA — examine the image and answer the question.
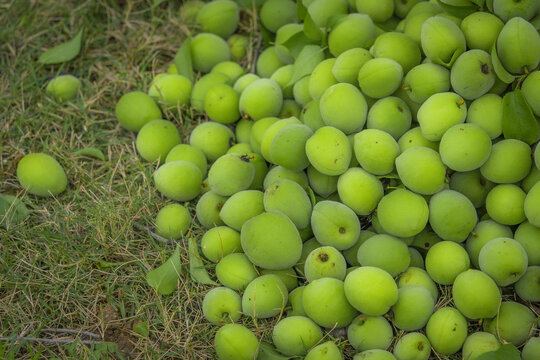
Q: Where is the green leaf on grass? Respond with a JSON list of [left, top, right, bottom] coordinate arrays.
[[174, 38, 195, 83], [257, 343, 294, 360], [502, 89, 539, 145], [73, 147, 105, 161], [0, 194, 30, 228], [476, 344, 520, 360], [189, 237, 219, 285], [491, 42, 516, 84], [133, 321, 149, 337], [287, 45, 325, 86], [146, 245, 182, 295], [39, 29, 83, 64]]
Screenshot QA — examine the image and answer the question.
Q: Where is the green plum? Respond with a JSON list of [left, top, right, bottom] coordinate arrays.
[[272, 316, 323, 356], [189, 121, 234, 162], [214, 324, 259, 360], [155, 203, 191, 240], [425, 241, 470, 285], [115, 91, 162, 132], [242, 274, 288, 318], [136, 119, 181, 162], [16, 153, 67, 197], [153, 161, 202, 201], [425, 307, 468, 355], [191, 33, 231, 73], [202, 287, 242, 325], [311, 200, 361, 250], [452, 269, 501, 320], [215, 253, 258, 291], [347, 314, 394, 351]]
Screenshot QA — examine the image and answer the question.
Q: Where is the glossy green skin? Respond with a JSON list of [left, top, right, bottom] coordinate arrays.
[[214, 324, 259, 360], [460, 12, 503, 53], [522, 71, 540, 117], [515, 266, 540, 302], [264, 179, 311, 229], [485, 184, 526, 225], [201, 226, 241, 263], [208, 154, 255, 196], [328, 14, 376, 56], [425, 241, 470, 285], [191, 33, 231, 73], [148, 74, 192, 108], [332, 48, 372, 84], [421, 16, 466, 67], [354, 129, 400, 176], [479, 237, 528, 287], [393, 332, 431, 360], [45, 74, 81, 101], [260, 0, 297, 33], [155, 204, 191, 240], [480, 139, 532, 184], [347, 314, 393, 351], [525, 181, 540, 227], [305, 341, 344, 360], [303, 277, 358, 328], [357, 234, 410, 277], [522, 337, 540, 360], [195, 191, 227, 228], [377, 189, 429, 238], [515, 221, 540, 266], [396, 146, 446, 195], [202, 287, 242, 325], [272, 316, 323, 356], [189, 121, 234, 162], [311, 200, 361, 250], [242, 274, 288, 318], [239, 79, 283, 120], [17, 153, 67, 197], [219, 190, 264, 231], [166, 144, 207, 177], [429, 190, 477, 243], [461, 332, 500, 360], [153, 161, 202, 201], [450, 50, 495, 100], [357, 58, 403, 98], [397, 267, 439, 302], [344, 267, 398, 316], [402, 63, 450, 104], [465, 220, 513, 268], [241, 212, 302, 270], [425, 307, 468, 355], [136, 119, 181, 162], [115, 91, 162, 132], [215, 253, 258, 291], [304, 246, 347, 282], [306, 126, 352, 176], [391, 285, 435, 331], [320, 83, 367, 134], [337, 167, 383, 215], [497, 17, 540, 75], [484, 301, 537, 346], [452, 269, 501, 320], [204, 84, 240, 124], [196, 0, 239, 38]]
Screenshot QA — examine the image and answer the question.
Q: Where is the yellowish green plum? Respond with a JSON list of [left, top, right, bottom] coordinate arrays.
[[264, 179, 311, 229], [460, 12, 503, 53], [293, 76, 313, 106], [357, 234, 410, 277], [408, 247, 424, 268], [263, 165, 309, 190], [301, 101, 325, 132], [479, 237, 528, 286], [425, 307, 468, 355], [347, 314, 393, 351], [417, 92, 467, 141], [515, 221, 540, 266], [484, 301, 536, 346], [452, 269, 501, 320], [440, 123, 492, 171], [393, 332, 431, 360], [202, 287, 242, 325], [371, 32, 421, 73], [367, 97, 411, 140], [288, 286, 306, 316], [17, 153, 68, 197], [215, 253, 258, 291], [337, 168, 383, 215], [328, 14, 376, 56], [357, 58, 403, 98], [397, 127, 439, 152], [239, 79, 283, 120], [397, 267, 439, 302], [525, 181, 540, 227], [260, 0, 297, 33], [201, 226, 241, 263], [204, 84, 240, 124], [421, 16, 466, 67], [402, 63, 450, 104], [425, 241, 470, 285], [234, 118, 253, 144], [242, 274, 288, 318], [485, 184, 526, 225], [191, 33, 231, 73], [377, 189, 429, 238], [189, 121, 234, 162], [305, 341, 343, 360], [522, 71, 540, 117], [306, 126, 352, 176], [311, 200, 361, 250], [228, 34, 249, 62], [196, 0, 239, 38], [449, 170, 494, 208], [260, 268, 298, 292], [342, 231, 376, 266], [429, 190, 477, 242], [166, 144, 207, 177], [307, 166, 338, 198], [45, 74, 81, 102], [308, 59, 338, 101], [196, 191, 227, 228], [208, 154, 255, 196], [307, 0, 348, 28], [270, 124, 313, 171], [272, 316, 323, 356], [353, 349, 396, 360], [191, 72, 230, 112], [515, 266, 540, 302], [450, 50, 496, 100], [522, 337, 540, 360], [148, 74, 192, 108], [219, 190, 264, 231], [304, 246, 347, 282], [214, 324, 259, 360], [115, 91, 162, 132], [270, 65, 293, 98], [480, 139, 532, 184], [496, 17, 540, 75], [320, 83, 367, 134], [395, 146, 446, 195], [153, 161, 202, 201], [332, 48, 372, 84], [260, 117, 301, 162], [136, 119, 181, 162], [155, 203, 191, 240], [461, 332, 500, 360], [465, 220, 513, 268], [391, 285, 435, 331], [354, 129, 400, 176]]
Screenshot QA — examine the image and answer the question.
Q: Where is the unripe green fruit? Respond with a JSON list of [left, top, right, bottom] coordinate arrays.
[[367, 97, 411, 139], [393, 332, 431, 360], [215, 253, 258, 290], [525, 181, 540, 227], [272, 316, 323, 356], [394, 0, 429, 18], [328, 14, 376, 56], [462, 332, 500, 360], [45, 74, 81, 101], [417, 92, 467, 141], [211, 61, 244, 83], [260, 268, 298, 291], [191, 33, 231, 73], [397, 127, 439, 152], [515, 221, 540, 266], [304, 246, 346, 282], [347, 314, 393, 351], [270, 65, 293, 99], [522, 71, 540, 117], [307, 166, 338, 198], [270, 124, 313, 171], [288, 286, 306, 316], [377, 189, 429, 238], [465, 220, 513, 268], [196, 0, 239, 38], [516, 266, 540, 302], [357, 58, 403, 99], [239, 79, 283, 120], [344, 267, 398, 316], [260, 117, 301, 162], [274, 23, 314, 63], [115, 91, 162, 132], [466, 94, 503, 139], [179, 0, 204, 23], [439, 123, 492, 172], [303, 277, 358, 328], [204, 84, 240, 124], [234, 118, 253, 144], [301, 100, 325, 132], [497, 17, 540, 75], [166, 144, 207, 177], [479, 237, 528, 286], [214, 324, 259, 360], [353, 350, 396, 360], [408, 247, 424, 268], [485, 184, 526, 225], [402, 63, 450, 104], [309, 58, 338, 101], [136, 119, 181, 162], [189, 121, 234, 162], [337, 167, 383, 215], [228, 34, 249, 62], [522, 337, 540, 360], [320, 83, 367, 134], [201, 226, 241, 263], [460, 12, 503, 53], [493, 0, 538, 22], [191, 72, 230, 112], [241, 212, 302, 270], [396, 146, 446, 195], [16, 153, 67, 197], [263, 165, 309, 190], [202, 287, 242, 325], [480, 139, 532, 184], [242, 274, 288, 318], [371, 32, 421, 73], [196, 191, 227, 228], [153, 161, 202, 201], [264, 179, 311, 229], [429, 190, 477, 243], [522, 166, 540, 192], [332, 48, 372, 85], [219, 190, 264, 231], [421, 16, 466, 67], [452, 269, 501, 320], [311, 200, 361, 250], [411, 228, 442, 254], [425, 307, 468, 355], [260, 0, 297, 33], [307, 0, 348, 28], [305, 341, 343, 360], [358, 234, 410, 277], [296, 238, 320, 276], [449, 170, 494, 208], [155, 203, 191, 240], [293, 76, 312, 106], [279, 99, 301, 118], [208, 154, 255, 196], [425, 241, 470, 285], [391, 285, 435, 331], [450, 50, 495, 100], [356, 0, 393, 22], [484, 301, 536, 346], [306, 126, 352, 176], [397, 267, 439, 302], [256, 46, 287, 78], [354, 129, 400, 176]]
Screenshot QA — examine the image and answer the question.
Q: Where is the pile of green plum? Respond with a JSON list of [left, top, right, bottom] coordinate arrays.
[[17, 0, 540, 359]]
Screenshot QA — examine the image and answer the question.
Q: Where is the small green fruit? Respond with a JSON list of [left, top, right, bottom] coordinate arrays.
[[148, 74, 192, 108], [215, 253, 258, 291], [452, 269, 501, 320], [304, 246, 347, 282], [201, 226, 241, 263], [196, 0, 239, 38], [136, 119, 181, 162], [347, 314, 393, 351], [242, 274, 288, 318], [115, 91, 162, 132], [214, 324, 259, 360], [190, 122, 235, 162], [202, 287, 242, 325], [425, 307, 468, 355], [191, 33, 231, 73], [154, 161, 202, 201], [45, 74, 81, 101], [155, 203, 191, 240], [272, 316, 323, 356], [17, 153, 67, 197]]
